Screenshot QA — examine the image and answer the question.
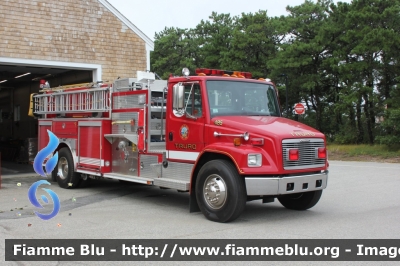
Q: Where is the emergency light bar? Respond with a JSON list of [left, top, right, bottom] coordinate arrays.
[[195, 68, 252, 79]]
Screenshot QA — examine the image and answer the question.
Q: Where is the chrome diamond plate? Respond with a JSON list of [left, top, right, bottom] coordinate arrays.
[[139, 155, 159, 179], [113, 94, 146, 109], [111, 112, 138, 134]]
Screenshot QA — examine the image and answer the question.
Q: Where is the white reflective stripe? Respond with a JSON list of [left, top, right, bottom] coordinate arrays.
[[79, 121, 102, 126], [79, 157, 104, 166], [168, 151, 199, 161], [39, 121, 52, 126]]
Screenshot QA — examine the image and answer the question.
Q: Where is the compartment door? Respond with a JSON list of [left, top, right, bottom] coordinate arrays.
[[78, 121, 102, 171]]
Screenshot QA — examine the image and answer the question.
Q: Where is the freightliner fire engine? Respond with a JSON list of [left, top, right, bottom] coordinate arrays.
[[32, 68, 329, 223]]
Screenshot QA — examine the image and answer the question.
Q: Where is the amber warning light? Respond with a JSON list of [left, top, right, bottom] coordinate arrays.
[[196, 68, 252, 79]]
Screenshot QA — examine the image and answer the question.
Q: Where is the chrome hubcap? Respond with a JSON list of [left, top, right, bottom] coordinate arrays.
[[57, 157, 68, 180], [203, 174, 227, 209]]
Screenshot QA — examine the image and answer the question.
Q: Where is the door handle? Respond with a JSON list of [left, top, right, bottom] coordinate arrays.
[[169, 132, 173, 141]]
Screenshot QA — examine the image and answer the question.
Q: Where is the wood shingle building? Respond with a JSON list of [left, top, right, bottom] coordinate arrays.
[[0, 0, 153, 141]]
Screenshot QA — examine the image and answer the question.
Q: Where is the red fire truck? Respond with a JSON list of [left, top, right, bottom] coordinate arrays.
[[32, 68, 328, 223]]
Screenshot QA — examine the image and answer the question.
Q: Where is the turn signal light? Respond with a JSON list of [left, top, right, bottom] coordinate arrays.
[[318, 147, 326, 159], [234, 138, 241, 146], [289, 149, 299, 161]]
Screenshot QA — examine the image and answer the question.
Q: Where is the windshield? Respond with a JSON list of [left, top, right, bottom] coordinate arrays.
[[206, 80, 280, 118]]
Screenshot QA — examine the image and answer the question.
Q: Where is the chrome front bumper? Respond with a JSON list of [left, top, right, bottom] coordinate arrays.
[[245, 171, 328, 196]]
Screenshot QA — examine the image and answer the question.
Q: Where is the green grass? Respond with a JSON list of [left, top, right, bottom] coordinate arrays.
[[327, 144, 400, 159]]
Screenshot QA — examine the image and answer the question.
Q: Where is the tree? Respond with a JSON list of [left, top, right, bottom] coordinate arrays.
[[222, 11, 280, 78], [336, 0, 400, 144], [270, 0, 338, 132], [194, 12, 234, 69], [149, 0, 400, 145], [151, 27, 194, 79]]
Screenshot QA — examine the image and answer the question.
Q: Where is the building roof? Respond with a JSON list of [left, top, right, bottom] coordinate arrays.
[[98, 0, 154, 50]]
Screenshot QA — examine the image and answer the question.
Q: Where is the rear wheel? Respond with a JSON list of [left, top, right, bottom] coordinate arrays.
[[195, 160, 246, 223], [278, 190, 322, 210], [53, 148, 80, 189]]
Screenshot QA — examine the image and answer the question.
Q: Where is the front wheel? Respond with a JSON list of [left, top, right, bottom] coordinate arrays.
[[278, 190, 322, 210], [195, 160, 246, 223]]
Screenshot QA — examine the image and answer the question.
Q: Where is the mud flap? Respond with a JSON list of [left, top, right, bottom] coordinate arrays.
[[189, 191, 200, 212]]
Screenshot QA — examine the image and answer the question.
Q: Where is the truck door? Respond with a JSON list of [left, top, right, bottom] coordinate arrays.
[[166, 82, 205, 163]]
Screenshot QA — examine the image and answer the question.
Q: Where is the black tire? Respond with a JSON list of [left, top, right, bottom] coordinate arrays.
[[278, 190, 323, 210], [195, 160, 246, 223], [51, 168, 57, 182], [53, 148, 80, 189], [50, 151, 59, 182]]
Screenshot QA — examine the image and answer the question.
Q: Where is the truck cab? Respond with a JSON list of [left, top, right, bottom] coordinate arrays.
[[165, 68, 328, 222]]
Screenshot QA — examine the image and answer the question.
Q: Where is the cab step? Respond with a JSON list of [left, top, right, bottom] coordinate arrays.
[[153, 178, 189, 191]]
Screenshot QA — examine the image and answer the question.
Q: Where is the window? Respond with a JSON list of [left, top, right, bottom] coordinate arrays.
[[244, 89, 269, 113], [206, 80, 280, 118], [266, 87, 279, 114], [184, 83, 202, 117]]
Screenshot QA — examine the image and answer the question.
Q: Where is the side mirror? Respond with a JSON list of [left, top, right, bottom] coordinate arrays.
[[173, 84, 184, 109]]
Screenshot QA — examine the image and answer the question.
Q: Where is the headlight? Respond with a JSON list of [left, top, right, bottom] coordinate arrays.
[[248, 154, 262, 167]]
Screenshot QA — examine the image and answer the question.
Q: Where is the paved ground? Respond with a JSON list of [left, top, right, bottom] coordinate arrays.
[[0, 161, 399, 265], [0, 161, 35, 176]]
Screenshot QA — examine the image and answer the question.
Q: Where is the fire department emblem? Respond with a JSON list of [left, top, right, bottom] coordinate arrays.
[[180, 124, 189, 140]]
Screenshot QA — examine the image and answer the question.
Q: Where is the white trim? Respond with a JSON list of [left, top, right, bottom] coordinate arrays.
[[0, 57, 102, 82], [38, 121, 52, 126], [168, 151, 200, 161], [79, 156, 104, 166], [78, 121, 102, 127], [98, 0, 154, 51]]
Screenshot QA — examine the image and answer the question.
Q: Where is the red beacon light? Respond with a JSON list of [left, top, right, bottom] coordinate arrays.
[[195, 68, 252, 79], [317, 147, 326, 159], [288, 149, 299, 161]]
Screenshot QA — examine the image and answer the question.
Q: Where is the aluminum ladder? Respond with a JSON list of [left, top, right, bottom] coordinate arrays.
[[33, 86, 111, 114]]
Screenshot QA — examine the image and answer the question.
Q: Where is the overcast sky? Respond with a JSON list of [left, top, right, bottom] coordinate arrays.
[[107, 0, 352, 41]]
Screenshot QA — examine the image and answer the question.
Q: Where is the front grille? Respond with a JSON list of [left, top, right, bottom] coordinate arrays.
[[282, 139, 325, 170]]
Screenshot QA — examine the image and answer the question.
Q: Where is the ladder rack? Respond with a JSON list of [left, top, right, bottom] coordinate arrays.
[[34, 86, 111, 114]]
